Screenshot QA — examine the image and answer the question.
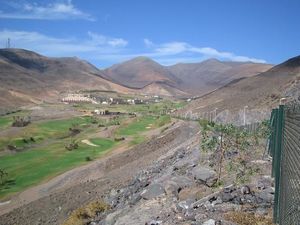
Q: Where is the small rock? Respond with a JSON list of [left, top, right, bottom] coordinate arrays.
[[256, 176, 273, 190], [257, 187, 274, 203], [184, 208, 196, 221], [195, 213, 207, 222], [177, 199, 195, 212], [145, 220, 162, 225], [256, 207, 268, 216], [220, 192, 234, 202], [240, 185, 251, 195], [202, 219, 216, 225], [212, 196, 223, 205]]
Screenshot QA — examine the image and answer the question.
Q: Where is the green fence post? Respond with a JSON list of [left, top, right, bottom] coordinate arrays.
[[271, 108, 278, 178], [273, 104, 285, 224]]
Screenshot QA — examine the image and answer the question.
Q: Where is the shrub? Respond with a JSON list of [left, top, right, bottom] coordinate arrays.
[[85, 156, 92, 161], [62, 201, 110, 225], [65, 140, 79, 151]]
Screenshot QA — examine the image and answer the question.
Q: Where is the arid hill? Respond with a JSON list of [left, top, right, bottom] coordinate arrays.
[[103, 56, 181, 88], [0, 48, 132, 108], [168, 59, 273, 95], [183, 55, 300, 113]]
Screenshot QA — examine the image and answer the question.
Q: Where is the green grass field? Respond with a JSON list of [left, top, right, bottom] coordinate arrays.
[[0, 102, 174, 200], [0, 138, 115, 199], [116, 115, 171, 136], [0, 117, 12, 129]]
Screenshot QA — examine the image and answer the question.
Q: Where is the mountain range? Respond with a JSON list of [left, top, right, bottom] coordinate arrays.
[[103, 56, 272, 96], [1, 48, 299, 111]]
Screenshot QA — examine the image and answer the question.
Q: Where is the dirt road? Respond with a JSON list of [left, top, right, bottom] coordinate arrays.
[[0, 120, 200, 225]]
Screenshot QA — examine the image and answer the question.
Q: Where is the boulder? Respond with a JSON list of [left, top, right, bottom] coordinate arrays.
[[164, 181, 180, 197], [257, 187, 274, 204], [140, 183, 165, 200], [220, 192, 234, 202], [171, 176, 194, 189], [191, 167, 217, 187]]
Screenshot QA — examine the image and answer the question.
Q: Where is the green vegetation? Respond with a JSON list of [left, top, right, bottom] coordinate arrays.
[[0, 138, 115, 199], [117, 115, 171, 136], [0, 99, 177, 199], [200, 120, 270, 185], [62, 200, 110, 225], [0, 117, 12, 128], [0, 110, 28, 129], [130, 135, 146, 146]]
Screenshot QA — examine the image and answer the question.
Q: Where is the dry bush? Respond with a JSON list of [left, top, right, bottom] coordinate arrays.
[[224, 211, 274, 225], [62, 200, 110, 225]]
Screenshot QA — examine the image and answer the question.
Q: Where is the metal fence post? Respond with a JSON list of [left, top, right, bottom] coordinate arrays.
[[273, 104, 285, 223]]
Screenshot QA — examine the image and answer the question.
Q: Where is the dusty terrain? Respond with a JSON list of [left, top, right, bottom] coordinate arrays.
[[0, 120, 198, 225]]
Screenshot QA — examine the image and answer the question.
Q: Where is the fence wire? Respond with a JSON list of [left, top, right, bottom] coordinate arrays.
[[269, 103, 300, 225]]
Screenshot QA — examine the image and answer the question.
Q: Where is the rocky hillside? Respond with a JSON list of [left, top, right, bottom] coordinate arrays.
[[60, 121, 273, 225], [0, 118, 274, 225]]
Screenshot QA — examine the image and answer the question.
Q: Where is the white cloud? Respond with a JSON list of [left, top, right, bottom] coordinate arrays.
[[87, 32, 128, 47], [0, 30, 127, 56], [150, 41, 266, 63], [143, 38, 154, 48], [0, 0, 95, 21], [156, 42, 189, 55]]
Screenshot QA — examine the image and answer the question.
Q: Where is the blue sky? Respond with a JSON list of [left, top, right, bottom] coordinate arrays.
[[0, 0, 299, 68]]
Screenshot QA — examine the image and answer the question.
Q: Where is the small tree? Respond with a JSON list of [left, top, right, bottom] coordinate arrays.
[[0, 168, 8, 185], [65, 139, 79, 151], [12, 116, 31, 127], [200, 119, 263, 185]]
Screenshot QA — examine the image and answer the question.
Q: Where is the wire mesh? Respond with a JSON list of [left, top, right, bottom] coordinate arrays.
[[279, 105, 300, 225], [269, 104, 300, 225]]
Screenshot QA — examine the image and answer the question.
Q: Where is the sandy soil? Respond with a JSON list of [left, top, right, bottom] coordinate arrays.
[[81, 139, 98, 146]]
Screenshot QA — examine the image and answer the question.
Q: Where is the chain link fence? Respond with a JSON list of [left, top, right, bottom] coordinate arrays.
[[269, 103, 300, 225], [173, 107, 270, 126]]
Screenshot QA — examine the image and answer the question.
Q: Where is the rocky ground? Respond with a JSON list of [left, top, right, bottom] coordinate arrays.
[[84, 138, 274, 225]]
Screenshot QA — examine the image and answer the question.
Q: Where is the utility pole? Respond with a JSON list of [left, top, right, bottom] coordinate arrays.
[[6, 38, 11, 48]]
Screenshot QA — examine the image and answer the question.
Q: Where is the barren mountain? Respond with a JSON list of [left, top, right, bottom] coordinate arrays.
[[184, 55, 300, 113], [104, 57, 272, 96], [168, 59, 273, 95], [0, 48, 132, 108], [103, 56, 182, 88]]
